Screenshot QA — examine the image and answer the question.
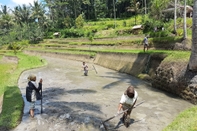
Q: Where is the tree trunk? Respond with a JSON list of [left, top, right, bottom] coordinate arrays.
[[188, 0, 197, 71], [144, 0, 147, 14], [174, 0, 177, 35], [113, 0, 116, 28], [183, 0, 187, 39]]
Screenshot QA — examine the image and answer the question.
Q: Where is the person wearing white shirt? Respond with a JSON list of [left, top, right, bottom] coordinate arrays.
[[143, 36, 148, 52], [82, 62, 88, 76], [117, 85, 138, 127]]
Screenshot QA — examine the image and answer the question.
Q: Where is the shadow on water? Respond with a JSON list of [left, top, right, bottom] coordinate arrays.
[[22, 86, 114, 131], [100, 71, 184, 100], [106, 117, 145, 131], [100, 71, 148, 89], [41, 87, 97, 99], [98, 53, 184, 100], [66, 89, 97, 94]]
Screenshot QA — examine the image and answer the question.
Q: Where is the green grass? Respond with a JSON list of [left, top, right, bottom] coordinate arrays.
[[163, 106, 197, 131], [162, 51, 191, 62], [0, 63, 14, 95], [26, 45, 191, 64], [0, 52, 46, 129]]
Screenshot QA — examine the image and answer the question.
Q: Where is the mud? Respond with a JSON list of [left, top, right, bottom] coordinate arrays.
[[12, 55, 193, 131]]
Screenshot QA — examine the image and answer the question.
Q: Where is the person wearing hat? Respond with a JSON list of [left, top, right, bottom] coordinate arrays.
[[26, 74, 42, 118], [117, 85, 138, 127]]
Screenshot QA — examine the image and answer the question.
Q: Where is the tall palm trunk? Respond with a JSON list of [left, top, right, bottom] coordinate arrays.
[[74, 2, 77, 19], [188, 0, 197, 71], [174, 0, 177, 35], [183, 0, 187, 39], [113, 0, 116, 28], [144, 0, 147, 14]]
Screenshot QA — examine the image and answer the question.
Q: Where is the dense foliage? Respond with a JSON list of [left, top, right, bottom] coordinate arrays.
[[0, 0, 193, 46]]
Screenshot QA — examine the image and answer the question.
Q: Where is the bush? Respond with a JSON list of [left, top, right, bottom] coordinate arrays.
[[176, 29, 183, 36], [123, 21, 127, 27], [105, 24, 114, 29], [149, 30, 170, 37], [7, 40, 29, 50], [62, 28, 86, 38], [160, 31, 170, 37], [75, 14, 85, 28]]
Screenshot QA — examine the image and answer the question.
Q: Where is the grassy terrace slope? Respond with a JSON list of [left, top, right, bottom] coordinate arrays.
[[0, 52, 46, 130]]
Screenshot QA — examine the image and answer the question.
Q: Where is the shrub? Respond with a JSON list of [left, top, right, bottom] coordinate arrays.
[[160, 30, 170, 37], [7, 40, 29, 51], [62, 28, 86, 38], [75, 14, 85, 28], [123, 21, 127, 27], [106, 24, 114, 29], [176, 29, 183, 36]]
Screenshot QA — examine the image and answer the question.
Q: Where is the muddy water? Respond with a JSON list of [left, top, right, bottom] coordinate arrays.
[[12, 56, 193, 131]]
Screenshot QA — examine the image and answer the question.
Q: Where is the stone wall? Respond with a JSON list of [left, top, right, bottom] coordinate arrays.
[[152, 61, 197, 104], [94, 52, 149, 76]]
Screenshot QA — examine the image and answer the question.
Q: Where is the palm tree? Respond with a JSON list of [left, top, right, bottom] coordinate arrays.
[[30, 1, 45, 24], [12, 6, 22, 25], [0, 13, 13, 29], [188, 0, 197, 71], [12, 5, 32, 26], [0, 5, 13, 29], [150, 0, 169, 20], [0, 5, 9, 15]]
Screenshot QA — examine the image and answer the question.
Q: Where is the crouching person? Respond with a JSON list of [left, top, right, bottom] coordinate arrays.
[[117, 85, 138, 127]]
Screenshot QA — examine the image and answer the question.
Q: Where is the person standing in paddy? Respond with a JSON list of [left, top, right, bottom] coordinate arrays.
[[117, 85, 138, 127], [82, 62, 88, 76]]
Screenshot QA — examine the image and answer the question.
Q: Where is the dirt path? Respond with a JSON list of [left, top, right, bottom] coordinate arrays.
[[12, 56, 193, 131]]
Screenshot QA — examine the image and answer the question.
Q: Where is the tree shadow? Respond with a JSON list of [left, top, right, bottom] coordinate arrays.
[[66, 89, 97, 94], [38, 100, 113, 131], [41, 87, 97, 100], [100, 71, 149, 89], [22, 86, 114, 131], [112, 117, 144, 130], [97, 53, 183, 100]]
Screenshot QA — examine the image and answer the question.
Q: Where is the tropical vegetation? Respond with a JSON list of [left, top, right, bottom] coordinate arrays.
[[0, 0, 197, 130]]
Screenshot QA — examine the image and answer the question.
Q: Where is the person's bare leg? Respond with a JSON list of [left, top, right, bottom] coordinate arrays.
[[30, 109, 34, 117], [124, 110, 131, 127]]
